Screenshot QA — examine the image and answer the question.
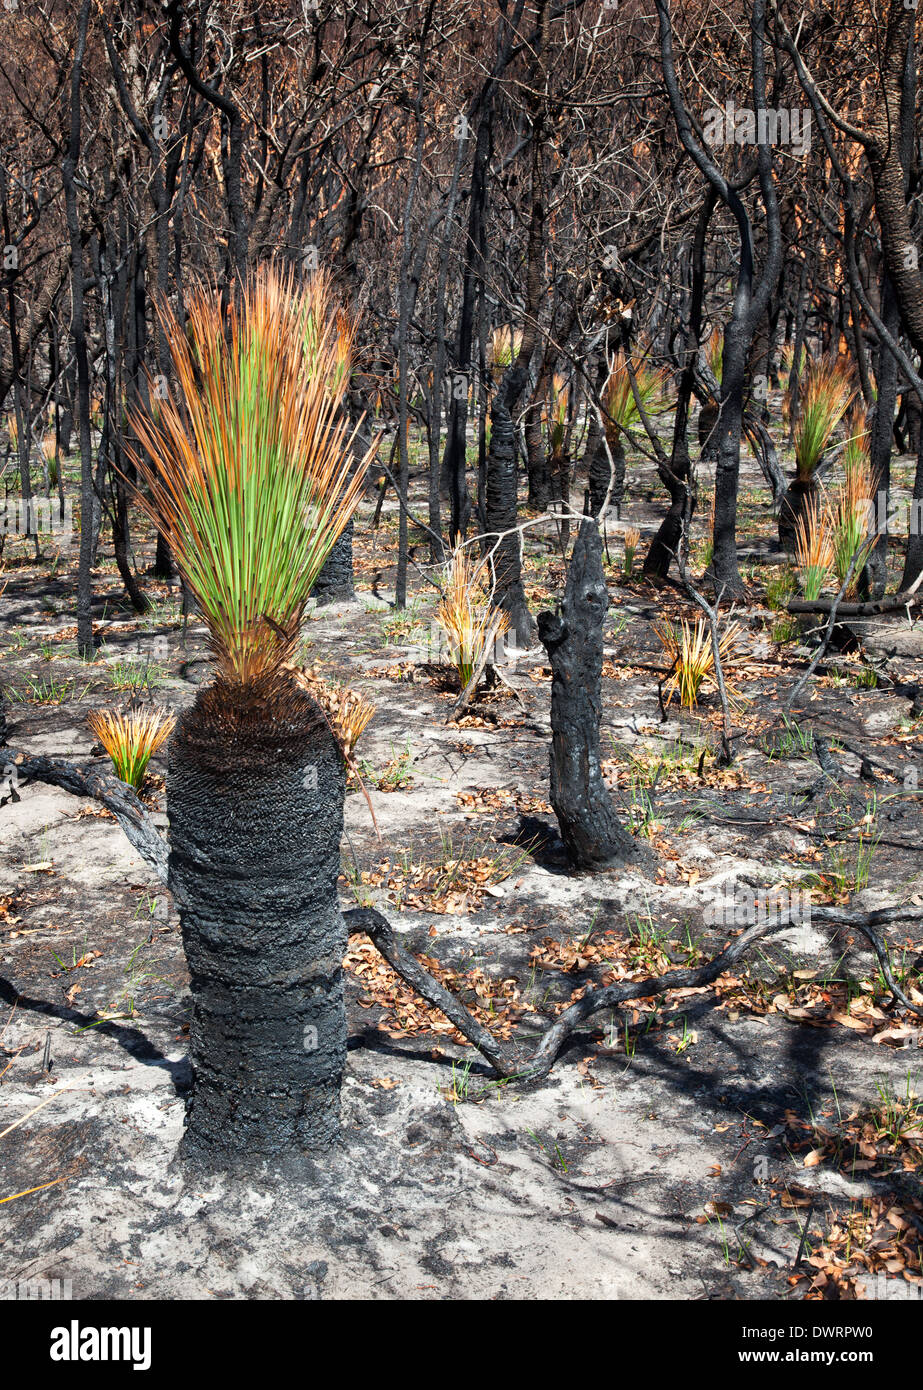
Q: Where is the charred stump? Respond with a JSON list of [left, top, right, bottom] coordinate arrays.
[[537, 518, 641, 869], [167, 676, 347, 1166]]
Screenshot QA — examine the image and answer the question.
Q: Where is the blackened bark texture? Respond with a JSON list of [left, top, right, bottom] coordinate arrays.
[[865, 3, 923, 361], [537, 519, 639, 869], [897, 391, 922, 455], [485, 364, 533, 645], [168, 679, 346, 1164], [311, 519, 355, 604], [525, 374, 550, 509], [697, 401, 719, 454], [482, 88, 545, 644], [152, 531, 177, 582], [711, 317, 750, 595]]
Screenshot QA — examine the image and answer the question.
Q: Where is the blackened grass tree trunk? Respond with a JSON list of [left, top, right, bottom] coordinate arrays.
[[311, 521, 355, 604], [485, 362, 535, 647], [128, 268, 374, 1166], [169, 676, 346, 1162], [581, 354, 609, 525], [656, 0, 782, 599], [537, 518, 640, 869]]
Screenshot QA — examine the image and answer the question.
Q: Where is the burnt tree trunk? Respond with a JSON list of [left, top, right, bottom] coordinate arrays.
[[485, 364, 534, 645], [168, 678, 347, 1166], [697, 401, 719, 456], [537, 518, 639, 869], [525, 374, 550, 509]]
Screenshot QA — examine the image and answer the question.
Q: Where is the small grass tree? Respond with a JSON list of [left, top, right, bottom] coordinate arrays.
[[779, 357, 853, 551], [590, 349, 668, 516], [128, 265, 376, 1165]]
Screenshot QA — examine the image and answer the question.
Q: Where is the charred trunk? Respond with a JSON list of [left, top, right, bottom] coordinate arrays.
[[168, 677, 347, 1166], [152, 531, 177, 583], [485, 364, 534, 646], [859, 274, 900, 601], [537, 518, 640, 869], [525, 380, 550, 509]]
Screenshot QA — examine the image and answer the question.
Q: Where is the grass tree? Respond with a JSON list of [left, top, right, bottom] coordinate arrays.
[[794, 497, 835, 601], [832, 410, 875, 596], [435, 546, 510, 691], [127, 266, 375, 1166], [590, 349, 667, 517], [87, 707, 176, 790], [779, 357, 853, 552]]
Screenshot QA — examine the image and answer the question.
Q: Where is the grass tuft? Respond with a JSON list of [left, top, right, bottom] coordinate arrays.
[[87, 707, 176, 789]]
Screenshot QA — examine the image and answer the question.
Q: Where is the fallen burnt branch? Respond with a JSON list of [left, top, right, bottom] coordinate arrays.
[[787, 568, 923, 618], [4, 748, 173, 894], [511, 902, 923, 1083], [343, 907, 518, 1075], [351, 902, 923, 1085], [788, 595, 923, 617], [9, 749, 923, 1086]]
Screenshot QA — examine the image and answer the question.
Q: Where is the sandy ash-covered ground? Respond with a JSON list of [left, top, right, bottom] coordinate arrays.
[[1, 438, 923, 1301]]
